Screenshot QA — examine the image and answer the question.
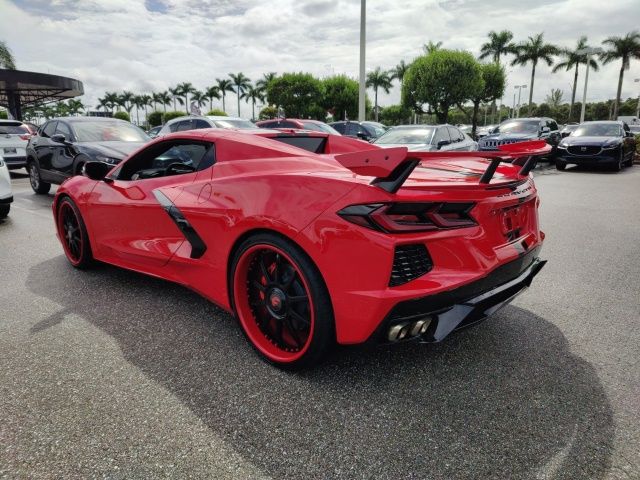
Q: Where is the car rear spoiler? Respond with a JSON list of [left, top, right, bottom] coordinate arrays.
[[334, 140, 551, 193]]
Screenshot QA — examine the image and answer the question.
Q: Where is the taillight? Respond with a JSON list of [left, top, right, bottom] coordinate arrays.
[[338, 202, 476, 233], [19, 134, 31, 141]]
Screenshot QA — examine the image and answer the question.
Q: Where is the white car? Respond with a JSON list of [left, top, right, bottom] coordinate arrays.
[[0, 156, 13, 219], [0, 120, 31, 170], [372, 124, 478, 152], [158, 115, 261, 136]]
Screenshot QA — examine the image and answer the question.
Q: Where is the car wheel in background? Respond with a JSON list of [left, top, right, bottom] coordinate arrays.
[[613, 151, 623, 172], [55, 197, 94, 268], [0, 204, 9, 219], [556, 160, 567, 171], [230, 232, 334, 369], [27, 161, 51, 194]]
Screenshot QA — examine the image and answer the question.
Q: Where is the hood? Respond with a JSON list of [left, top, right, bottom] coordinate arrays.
[[561, 136, 621, 147], [480, 132, 538, 142], [376, 143, 434, 152], [78, 141, 146, 159]]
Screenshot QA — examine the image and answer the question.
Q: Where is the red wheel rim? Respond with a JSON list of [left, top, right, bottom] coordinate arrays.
[[233, 245, 314, 363], [57, 201, 83, 265]]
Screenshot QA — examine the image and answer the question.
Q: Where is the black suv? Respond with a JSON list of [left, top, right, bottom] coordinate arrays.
[[26, 117, 149, 194], [477, 117, 561, 155], [329, 121, 388, 142]]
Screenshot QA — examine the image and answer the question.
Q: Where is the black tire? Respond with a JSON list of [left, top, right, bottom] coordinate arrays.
[[28, 160, 51, 194], [613, 151, 623, 172], [556, 160, 567, 171], [56, 196, 94, 269], [229, 232, 335, 369], [0, 204, 9, 219]]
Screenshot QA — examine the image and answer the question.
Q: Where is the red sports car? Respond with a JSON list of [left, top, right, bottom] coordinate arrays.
[[52, 129, 547, 368]]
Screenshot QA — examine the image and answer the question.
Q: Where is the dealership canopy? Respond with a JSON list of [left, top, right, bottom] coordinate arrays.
[[0, 69, 84, 120]]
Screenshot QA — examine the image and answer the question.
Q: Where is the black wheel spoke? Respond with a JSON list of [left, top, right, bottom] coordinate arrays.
[[283, 266, 297, 290], [251, 280, 266, 292], [284, 316, 302, 347], [288, 295, 308, 304], [259, 254, 272, 283], [290, 308, 311, 327]]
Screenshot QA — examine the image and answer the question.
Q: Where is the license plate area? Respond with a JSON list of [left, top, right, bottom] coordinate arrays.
[[3, 148, 17, 154], [501, 204, 528, 241]]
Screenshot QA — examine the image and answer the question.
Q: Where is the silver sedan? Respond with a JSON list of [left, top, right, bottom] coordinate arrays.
[[372, 124, 478, 152]]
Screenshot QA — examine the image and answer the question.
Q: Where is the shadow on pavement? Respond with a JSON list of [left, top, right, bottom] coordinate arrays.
[[27, 257, 614, 479]]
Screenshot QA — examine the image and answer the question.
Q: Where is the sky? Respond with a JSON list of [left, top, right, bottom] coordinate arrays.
[[1, 0, 640, 120]]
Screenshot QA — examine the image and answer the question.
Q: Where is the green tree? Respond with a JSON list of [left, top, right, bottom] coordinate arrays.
[[113, 111, 130, 122], [176, 82, 196, 114], [512, 33, 558, 115], [402, 50, 484, 123], [147, 110, 163, 127], [422, 41, 443, 54], [479, 30, 516, 64], [553, 36, 599, 122], [66, 99, 84, 116], [256, 72, 277, 94], [600, 31, 640, 118], [103, 91, 119, 113], [168, 86, 184, 112], [266, 73, 324, 119], [379, 104, 412, 126], [0, 40, 16, 69], [156, 91, 172, 113], [545, 88, 564, 109], [162, 111, 185, 123], [190, 90, 207, 112], [391, 60, 409, 87], [118, 91, 135, 113], [322, 75, 359, 121], [366, 67, 393, 122], [229, 73, 251, 117], [206, 109, 227, 116], [258, 105, 278, 120], [216, 78, 235, 113], [204, 86, 220, 112], [470, 63, 505, 137], [241, 85, 264, 120]]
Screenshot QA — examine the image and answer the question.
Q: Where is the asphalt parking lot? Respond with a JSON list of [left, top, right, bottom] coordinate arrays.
[[1, 165, 639, 479]]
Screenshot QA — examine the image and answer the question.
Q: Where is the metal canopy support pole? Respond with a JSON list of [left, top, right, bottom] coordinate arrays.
[[358, 0, 366, 121]]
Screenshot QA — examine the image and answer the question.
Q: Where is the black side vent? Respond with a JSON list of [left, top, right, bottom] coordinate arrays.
[[389, 245, 433, 287]]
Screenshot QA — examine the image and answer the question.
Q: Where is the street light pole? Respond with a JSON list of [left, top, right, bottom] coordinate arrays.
[[577, 47, 603, 123], [635, 78, 640, 119], [358, 0, 366, 121], [515, 85, 526, 118], [512, 92, 516, 119]]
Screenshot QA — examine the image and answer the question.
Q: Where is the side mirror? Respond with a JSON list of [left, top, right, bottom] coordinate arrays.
[[84, 161, 113, 181], [50, 133, 68, 144], [437, 140, 450, 150], [356, 132, 369, 140], [540, 126, 550, 134]]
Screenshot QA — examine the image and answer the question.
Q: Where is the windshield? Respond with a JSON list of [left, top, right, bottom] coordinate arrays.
[[571, 123, 622, 137], [213, 119, 256, 129], [0, 124, 29, 135], [301, 121, 340, 135], [363, 122, 388, 137], [495, 120, 539, 134], [72, 121, 149, 142], [374, 127, 435, 145]]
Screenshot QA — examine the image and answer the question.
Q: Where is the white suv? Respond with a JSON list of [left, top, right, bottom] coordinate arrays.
[[0, 120, 32, 170], [157, 115, 261, 136], [0, 156, 13, 219]]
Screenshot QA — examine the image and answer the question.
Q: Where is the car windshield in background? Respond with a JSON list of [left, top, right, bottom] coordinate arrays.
[[364, 122, 388, 137], [301, 121, 340, 135], [375, 127, 436, 145], [0, 124, 29, 135], [212, 119, 256, 129], [495, 120, 539, 134], [73, 121, 149, 142], [571, 123, 622, 137]]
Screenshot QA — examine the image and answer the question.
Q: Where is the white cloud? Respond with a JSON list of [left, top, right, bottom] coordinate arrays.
[[1, 0, 639, 120]]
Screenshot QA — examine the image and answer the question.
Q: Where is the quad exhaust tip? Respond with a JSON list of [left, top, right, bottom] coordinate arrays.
[[387, 317, 432, 342]]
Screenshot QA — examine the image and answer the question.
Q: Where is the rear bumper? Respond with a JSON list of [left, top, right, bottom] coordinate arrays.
[[3, 156, 27, 168], [0, 195, 13, 204], [371, 247, 545, 343]]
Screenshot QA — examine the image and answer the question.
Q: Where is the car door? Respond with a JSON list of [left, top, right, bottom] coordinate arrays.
[[86, 139, 215, 269], [31, 121, 57, 173], [446, 126, 466, 151], [50, 121, 76, 177]]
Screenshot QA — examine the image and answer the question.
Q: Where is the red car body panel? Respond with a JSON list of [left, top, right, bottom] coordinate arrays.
[[54, 130, 546, 346]]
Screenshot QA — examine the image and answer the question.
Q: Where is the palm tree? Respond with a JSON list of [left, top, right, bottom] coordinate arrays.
[[216, 78, 235, 113], [140, 94, 152, 124], [422, 41, 443, 54], [131, 95, 145, 125], [229, 73, 251, 117], [190, 90, 207, 113], [391, 60, 409, 87], [104, 92, 120, 113], [241, 85, 264, 120], [552, 36, 599, 122], [479, 30, 516, 64], [118, 91, 135, 113], [96, 96, 112, 113], [169, 86, 184, 111], [0, 40, 16, 69], [256, 72, 277, 91], [66, 99, 84, 116], [175, 82, 197, 114], [156, 91, 172, 113], [366, 67, 393, 122], [545, 89, 564, 109], [600, 31, 640, 118], [511, 33, 559, 115], [204, 86, 220, 112]]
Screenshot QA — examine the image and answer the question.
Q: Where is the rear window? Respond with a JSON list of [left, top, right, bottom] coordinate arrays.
[[0, 124, 29, 135], [272, 136, 327, 153]]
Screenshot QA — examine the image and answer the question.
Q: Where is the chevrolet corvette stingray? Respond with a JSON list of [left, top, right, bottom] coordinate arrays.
[[53, 129, 548, 368]]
